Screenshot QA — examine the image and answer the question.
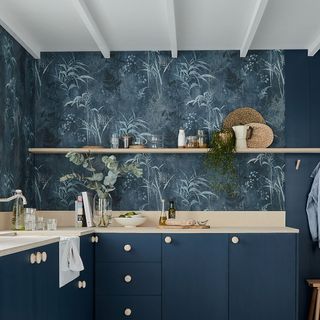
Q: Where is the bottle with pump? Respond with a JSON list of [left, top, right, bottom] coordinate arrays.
[[168, 200, 176, 219], [12, 190, 25, 230], [159, 199, 167, 226]]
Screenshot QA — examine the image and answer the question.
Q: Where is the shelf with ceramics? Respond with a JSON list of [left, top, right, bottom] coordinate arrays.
[[28, 147, 320, 154]]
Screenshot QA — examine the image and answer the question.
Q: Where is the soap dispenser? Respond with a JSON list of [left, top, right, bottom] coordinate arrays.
[[12, 190, 25, 230]]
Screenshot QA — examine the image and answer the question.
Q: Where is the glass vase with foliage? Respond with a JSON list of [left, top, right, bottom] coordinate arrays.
[[205, 129, 238, 196], [60, 152, 142, 226]]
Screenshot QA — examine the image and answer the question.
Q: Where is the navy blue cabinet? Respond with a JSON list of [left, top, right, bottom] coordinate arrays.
[[58, 234, 94, 320], [162, 234, 229, 320], [0, 243, 59, 320], [229, 233, 298, 320], [95, 233, 162, 320]]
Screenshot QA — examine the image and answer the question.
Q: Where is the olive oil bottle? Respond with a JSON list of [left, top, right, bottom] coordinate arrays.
[[159, 199, 167, 225], [168, 200, 176, 219]]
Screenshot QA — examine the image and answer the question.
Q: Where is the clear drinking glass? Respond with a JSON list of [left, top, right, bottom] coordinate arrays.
[[150, 134, 162, 148], [111, 133, 119, 149], [36, 216, 45, 230], [47, 218, 57, 231]]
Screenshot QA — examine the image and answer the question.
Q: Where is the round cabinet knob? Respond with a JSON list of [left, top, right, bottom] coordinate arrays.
[[36, 252, 42, 264], [91, 236, 95, 243], [124, 308, 132, 316], [30, 253, 36, 264], [95, 236, 99, 243], [78, 281, 83, 289], [124, 275, 132, 283], [124, 244, 132, 252], [164, 236, 172, 244], [231, 236, 239, 244], [41, 252, 47, 262], [82, 281, 86, 289]]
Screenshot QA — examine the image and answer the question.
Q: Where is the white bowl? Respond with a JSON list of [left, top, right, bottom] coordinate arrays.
[[114, 216, 146, 228]]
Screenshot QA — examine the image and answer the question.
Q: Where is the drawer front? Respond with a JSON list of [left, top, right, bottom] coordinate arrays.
[[96, 262, 161, 295], [95, 296, 161, 320], [95, 233, 161, 262]]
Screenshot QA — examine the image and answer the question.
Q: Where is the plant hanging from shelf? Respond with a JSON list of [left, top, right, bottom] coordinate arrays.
[[60, 152, 143, 198], [205, 129, 238, 195]]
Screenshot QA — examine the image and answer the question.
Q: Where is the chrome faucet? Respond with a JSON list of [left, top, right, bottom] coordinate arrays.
[[0, 190, 27, 205]]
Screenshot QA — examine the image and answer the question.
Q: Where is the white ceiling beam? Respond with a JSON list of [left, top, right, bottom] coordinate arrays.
[[166, 0, 178, 58], [0, 15, 41, 59], [72, 0, 110, 58], [308, 34, 320, 56], [240, 0, 269, 57]]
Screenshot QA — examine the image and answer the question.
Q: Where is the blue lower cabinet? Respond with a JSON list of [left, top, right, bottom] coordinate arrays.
[[162, 234, 229, 320], [96, 262, 161, 295], [95, 233, 161, 262], [0, 243, 59, 320], [0, 249, 34, 320], [229, 233, 298, 320], [95, 233, 162, 320], [58, 234, 94, 320], [95, 296, 161, 320]]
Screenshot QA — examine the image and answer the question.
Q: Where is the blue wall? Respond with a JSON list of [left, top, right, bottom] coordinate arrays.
[[33, 51, 285, 211], [0, 27, 35, 210], [285, 50, 320, 320]]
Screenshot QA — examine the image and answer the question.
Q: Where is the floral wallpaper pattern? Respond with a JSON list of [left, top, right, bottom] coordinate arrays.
[[34, 50, 285, 211], [0, 27, 35, 210]]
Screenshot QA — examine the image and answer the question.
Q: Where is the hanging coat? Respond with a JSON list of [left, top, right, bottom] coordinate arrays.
[[306, 162, 320, 247]]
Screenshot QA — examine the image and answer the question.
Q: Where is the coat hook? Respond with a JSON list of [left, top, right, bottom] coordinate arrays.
[[295, 159, 301, 170]]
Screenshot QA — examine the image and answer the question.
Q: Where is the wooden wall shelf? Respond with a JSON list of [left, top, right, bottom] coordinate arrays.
[[28, 147, 320, 154]]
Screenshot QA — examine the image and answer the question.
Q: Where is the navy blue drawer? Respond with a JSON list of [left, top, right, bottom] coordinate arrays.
[[96, 262, 161, 295], [95, 296, 161, 320], [95, 233, 161, 262]]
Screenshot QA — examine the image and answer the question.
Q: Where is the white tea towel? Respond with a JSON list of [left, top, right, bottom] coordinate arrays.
[[59, 236, 84, 288]]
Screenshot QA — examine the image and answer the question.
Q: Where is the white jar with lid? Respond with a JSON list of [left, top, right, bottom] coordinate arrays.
[[178, 128, 186, 148]]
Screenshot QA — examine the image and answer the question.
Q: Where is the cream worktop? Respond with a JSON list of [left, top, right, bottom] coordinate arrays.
[[0, 225, 299, 257], [0, 236, 60, 257]]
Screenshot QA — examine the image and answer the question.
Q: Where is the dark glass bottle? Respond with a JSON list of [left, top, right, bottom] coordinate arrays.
[[168, 201, 176, 219]]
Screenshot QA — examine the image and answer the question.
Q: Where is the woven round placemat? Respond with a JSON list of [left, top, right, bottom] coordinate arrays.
[[247, 123, 274, 148], [223, 107, 266, 129]]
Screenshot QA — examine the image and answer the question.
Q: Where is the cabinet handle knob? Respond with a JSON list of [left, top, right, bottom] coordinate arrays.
[[231, 236, 239, 244], [124, 308, 132, 316], [124, 244, 132, 252], [36, 252, 42, 264], [124, 275, 132, 283], [78, 281, 83, 289], [30, 253, 36, 264], [164, 236, 172, 244], [82, 281, 86, 288], [41, 252, 47, 262], [91, 236, 99, 243]]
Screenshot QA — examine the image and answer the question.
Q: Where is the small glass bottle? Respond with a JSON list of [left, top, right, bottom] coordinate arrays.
[[12, 190, 25, 230], [168, 200, 176, 219], [159, 199, 167, 226], [178, 128, 186, 148]]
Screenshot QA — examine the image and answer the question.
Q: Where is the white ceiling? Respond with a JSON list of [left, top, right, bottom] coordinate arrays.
[[0, 0, 320, 59]]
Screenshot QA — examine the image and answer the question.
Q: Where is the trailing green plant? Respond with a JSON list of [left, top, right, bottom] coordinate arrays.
[[60, 152, 142, 199], [205, 129, 238, 195]]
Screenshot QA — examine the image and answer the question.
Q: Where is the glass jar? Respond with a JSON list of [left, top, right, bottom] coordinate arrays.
[[186, 136, 198, 148], [93, 193, 112, 227], [197, 130, 207, 148]]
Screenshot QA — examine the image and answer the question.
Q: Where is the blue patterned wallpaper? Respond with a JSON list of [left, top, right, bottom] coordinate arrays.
[[0, 27, 35, 210], [33, 51, 285, 211]]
